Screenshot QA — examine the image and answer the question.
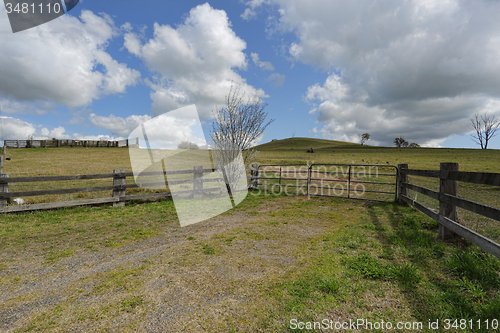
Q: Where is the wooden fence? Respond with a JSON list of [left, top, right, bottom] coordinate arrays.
[[2, 160, 499, 259], [398, 162, 500, 259], [0, 167, 224, 213], [3, 138, 139, 149]]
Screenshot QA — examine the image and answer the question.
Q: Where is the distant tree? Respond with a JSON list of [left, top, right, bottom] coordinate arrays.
[[408, 142, 420, 148], [360, 133, 370, 145], [394, 136, 408, 148], [470, 113, 500, 149], [26, 134, 34, 148], [291, 131, 296, 144], [177, 141, 199, 150]]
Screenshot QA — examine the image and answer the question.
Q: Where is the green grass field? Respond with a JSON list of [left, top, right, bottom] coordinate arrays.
[[256, 137, 500, 171], [0, 138, 499, 332], [3, 137, 500, 175]]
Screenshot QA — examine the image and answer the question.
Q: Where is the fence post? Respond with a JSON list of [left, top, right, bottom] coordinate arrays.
[[113, 169, 126, 207], [0, 174, 8, 209], [126, 139, 129, 148], [439, 162, 459, 239], [279, 166, 282, 190], [193, 166, 203, 198], [398, 164, 408, 203], [17, 140, 19, 148], [347, 165, 352, 199], [250, 163, 260, 189], [307, 165, 311, 198]]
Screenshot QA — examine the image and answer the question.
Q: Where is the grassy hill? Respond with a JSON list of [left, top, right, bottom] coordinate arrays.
[[254, 137, 500, 172], [256, 137, 359, 150], [2, 137, 499, 177]]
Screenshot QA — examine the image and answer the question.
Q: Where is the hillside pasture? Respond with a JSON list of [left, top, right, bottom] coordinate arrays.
[[1, 140, 500, 243], [0, 139, 500, 331]]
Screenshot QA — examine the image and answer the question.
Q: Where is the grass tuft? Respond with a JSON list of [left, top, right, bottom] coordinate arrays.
[[316, 277, 340, 295]]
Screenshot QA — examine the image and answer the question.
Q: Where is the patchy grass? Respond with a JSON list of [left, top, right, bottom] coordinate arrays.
[[0, 200, 176, 261], [250, 202, 500, 333], [1, 140, 500, 331], [1, 193, 499, 332]]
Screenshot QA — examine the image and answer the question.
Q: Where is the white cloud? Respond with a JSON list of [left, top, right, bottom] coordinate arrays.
[[267, 73, 285, 87], [124, 3, 266, 118], [261, 0, 500, 146], [0, 100, 55, 115], [251, 52, 275, 71], [89, 113, 152, 138], [0, 116, 36, 140], [0, 116, 124, 141], [39, 126, 68, 140], [241, 0, 268, 20], [0, 8, 140, 109], [88, 110, 211, 149]]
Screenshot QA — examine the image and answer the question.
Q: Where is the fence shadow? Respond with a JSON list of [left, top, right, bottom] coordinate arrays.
[[365, 201, 500, 324]]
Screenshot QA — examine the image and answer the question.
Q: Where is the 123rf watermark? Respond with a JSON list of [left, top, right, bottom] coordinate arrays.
[[289, 318, 499, 331]]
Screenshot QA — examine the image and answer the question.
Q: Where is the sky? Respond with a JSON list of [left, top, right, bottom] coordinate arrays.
[[1, 0, 500, 149]]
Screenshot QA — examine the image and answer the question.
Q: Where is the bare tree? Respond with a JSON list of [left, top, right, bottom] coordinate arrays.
[[210, 83, 274, 193], [470, 113, 500, 149], [360, 133, 370, 145]]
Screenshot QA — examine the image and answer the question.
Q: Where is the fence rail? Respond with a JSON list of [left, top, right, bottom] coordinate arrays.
[[0, 167, 222, 213], [398, 163, 500, 259], [2, 138, 139, 149]]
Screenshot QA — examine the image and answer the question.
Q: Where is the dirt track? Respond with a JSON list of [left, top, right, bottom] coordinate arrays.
[[0, 195, 340, 332]]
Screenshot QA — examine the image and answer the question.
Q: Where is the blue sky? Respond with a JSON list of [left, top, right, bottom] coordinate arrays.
[[1, 0, 500, 148]]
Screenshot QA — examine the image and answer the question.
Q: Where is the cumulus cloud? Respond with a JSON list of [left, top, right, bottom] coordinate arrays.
[[88, 110, 211, 149], [0, 116, 123, 141], [89, 113, 152, 138], [267, 73, 285, 87], [39, 126, 68, 140], [124, 3, 266, 118], [261, 0, 500, 146], [0, 8, 140, 109], [0, 116, 36, 139], [251, 52, 275, 71]]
